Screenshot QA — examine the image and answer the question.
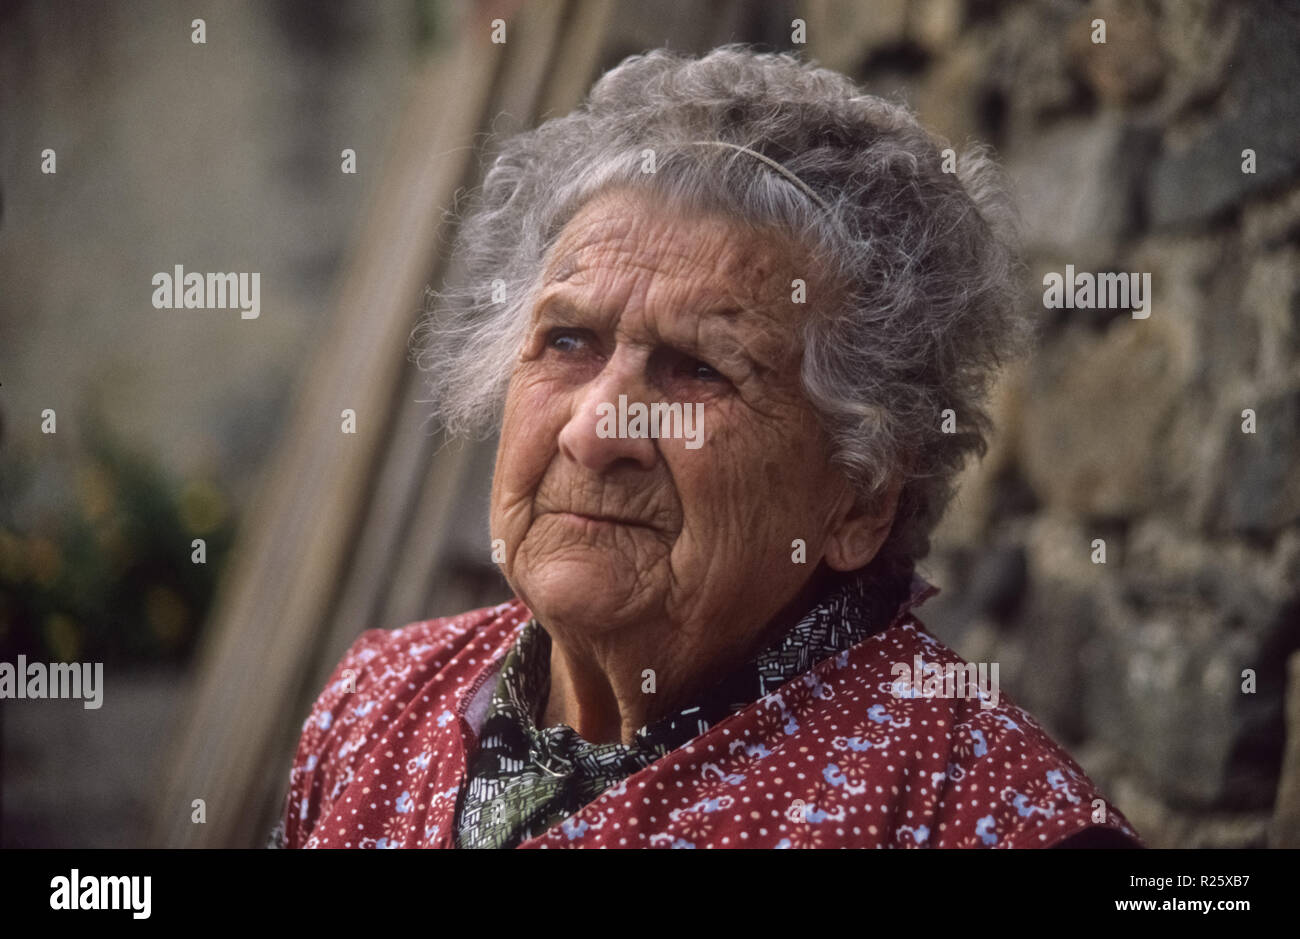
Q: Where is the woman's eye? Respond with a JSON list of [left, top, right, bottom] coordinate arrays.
[[680, 354, 726, 383], [691, 361, 723, 382], [548, 330, 586, 353]]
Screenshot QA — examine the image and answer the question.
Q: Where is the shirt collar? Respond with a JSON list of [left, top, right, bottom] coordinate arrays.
[[493, 564, 928, 756]]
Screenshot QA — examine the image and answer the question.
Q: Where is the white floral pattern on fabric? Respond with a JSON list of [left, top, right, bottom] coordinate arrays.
[[280, 586, 1142, 849]]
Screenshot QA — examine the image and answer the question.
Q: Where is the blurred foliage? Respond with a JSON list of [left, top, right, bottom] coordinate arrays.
[[0, 419, 236, 666]]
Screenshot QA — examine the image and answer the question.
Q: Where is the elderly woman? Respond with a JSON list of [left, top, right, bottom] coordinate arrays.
[[277, 46, 1140, 849]]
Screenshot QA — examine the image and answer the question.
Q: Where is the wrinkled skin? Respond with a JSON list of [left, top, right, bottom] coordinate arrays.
[[490, 188, 899, 745]]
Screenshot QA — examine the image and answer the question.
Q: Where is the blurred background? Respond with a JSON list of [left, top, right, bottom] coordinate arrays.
[[1, 0, 1297, 848]]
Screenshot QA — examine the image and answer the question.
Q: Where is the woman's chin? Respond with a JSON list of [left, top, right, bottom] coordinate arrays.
[[517, 561, 656, 631]]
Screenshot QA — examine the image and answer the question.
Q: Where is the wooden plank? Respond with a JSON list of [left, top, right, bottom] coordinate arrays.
[[150, 31, 508, 849], [318, 0, 573, 676], [536, 0, 616, 121], [152, 0, 621, 848]]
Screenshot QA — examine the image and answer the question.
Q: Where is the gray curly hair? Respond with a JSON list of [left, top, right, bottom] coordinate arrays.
[[411, 45, 1029, 577]]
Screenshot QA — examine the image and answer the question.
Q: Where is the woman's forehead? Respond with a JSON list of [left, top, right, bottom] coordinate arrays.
[[541, 190, 810, 305]]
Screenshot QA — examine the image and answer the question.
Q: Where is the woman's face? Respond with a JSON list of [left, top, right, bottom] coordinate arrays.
[[490, 188, 871, 647]]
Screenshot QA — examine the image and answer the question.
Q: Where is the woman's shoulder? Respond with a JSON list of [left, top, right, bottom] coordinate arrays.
[[279, 598, 529, 847], [355, 599, 524, 673], [842, 614, 1143, 847], [306, 600, 524, 710], [312, 598, 527, 726]]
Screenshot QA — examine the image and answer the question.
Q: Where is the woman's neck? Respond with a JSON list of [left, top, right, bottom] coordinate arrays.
[[538, 564, 840, 744]]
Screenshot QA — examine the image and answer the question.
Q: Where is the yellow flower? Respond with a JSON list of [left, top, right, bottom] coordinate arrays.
[[95, 518, 132, 570], [178, 479, 226, 535], [0, 528, 27, 582], [29, 536, 61, 587], [77, 462, 116, 522], [45, 613, 81, 662], [146, 585, 189, 646]]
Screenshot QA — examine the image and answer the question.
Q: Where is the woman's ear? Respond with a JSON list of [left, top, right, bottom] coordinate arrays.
[[824, 476, 902, 572]]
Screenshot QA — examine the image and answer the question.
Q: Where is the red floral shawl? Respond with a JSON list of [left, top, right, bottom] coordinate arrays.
[[281, 579, 1141, 848]]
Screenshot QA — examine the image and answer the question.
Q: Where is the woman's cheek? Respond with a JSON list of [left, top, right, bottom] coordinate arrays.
[[672, 440, 738, 529], [502, 373, 564, 451], [515, 370, 574, 426]]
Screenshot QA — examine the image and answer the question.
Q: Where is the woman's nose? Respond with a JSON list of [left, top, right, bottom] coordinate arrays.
[[557, 357, 658, 473]]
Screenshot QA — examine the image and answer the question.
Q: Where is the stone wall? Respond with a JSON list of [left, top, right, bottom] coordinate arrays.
[[802, 0, 1300, 847]]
